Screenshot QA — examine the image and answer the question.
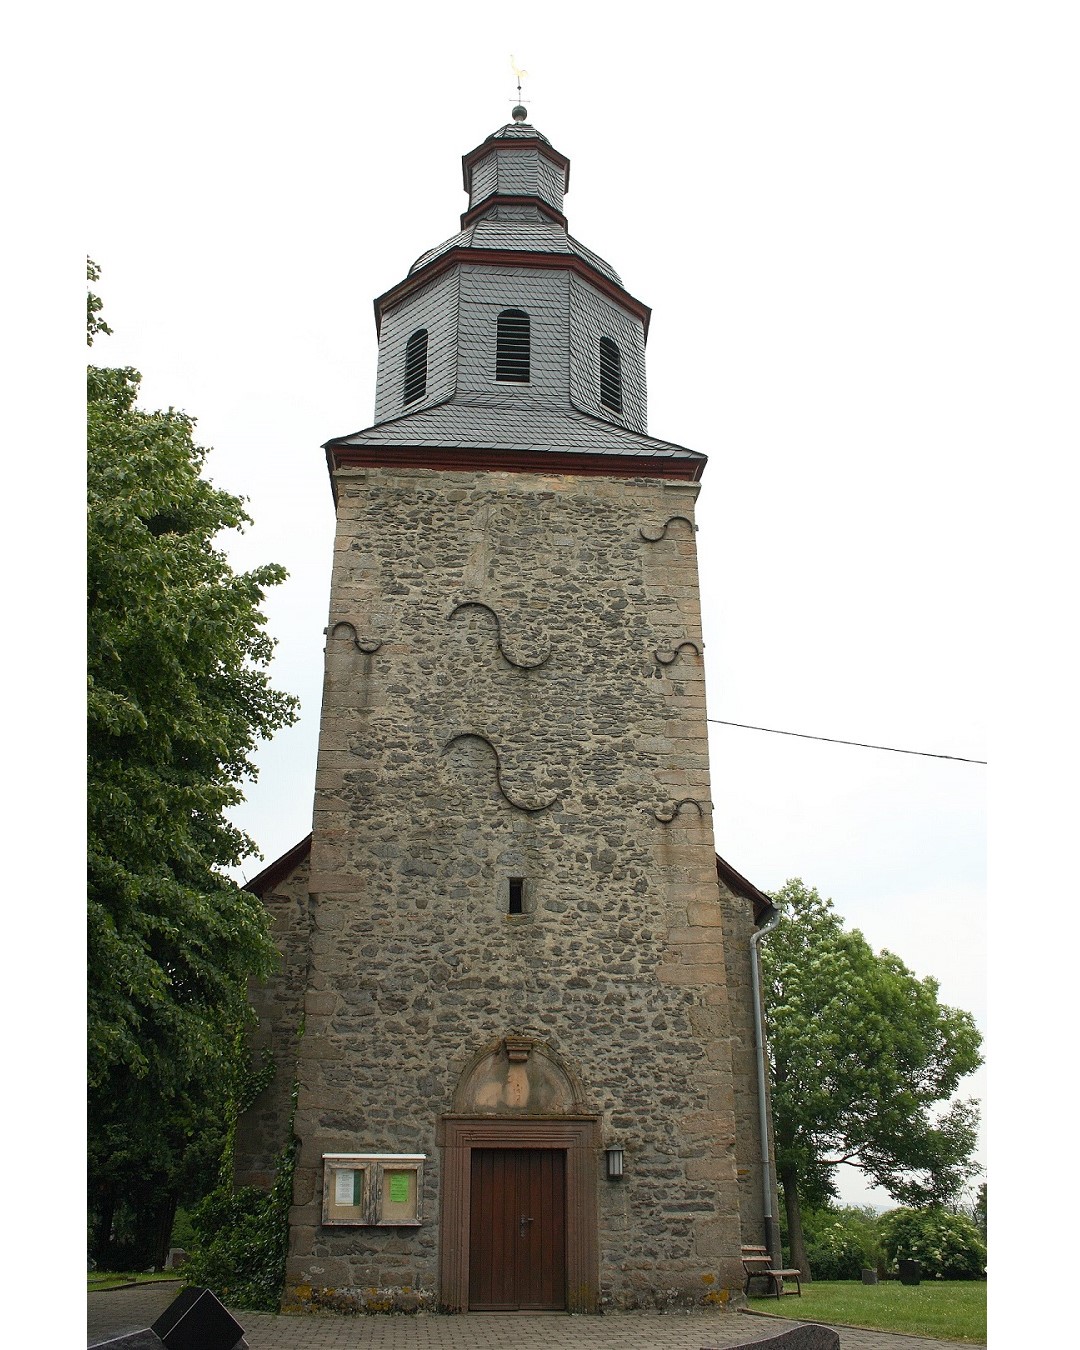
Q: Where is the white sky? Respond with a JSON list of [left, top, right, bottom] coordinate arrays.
[[14, 5, 1077, 1317]]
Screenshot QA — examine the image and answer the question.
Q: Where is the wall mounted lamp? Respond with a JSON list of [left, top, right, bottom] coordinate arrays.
[[605, 1147, 624, 1180]]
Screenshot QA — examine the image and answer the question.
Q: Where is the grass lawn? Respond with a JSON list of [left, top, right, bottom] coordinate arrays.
[[88, 1271, 183, 1292], [749, 1279, 986, 1344]]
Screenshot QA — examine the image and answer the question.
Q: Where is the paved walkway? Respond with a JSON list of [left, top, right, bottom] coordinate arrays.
[[87, 1282, 977, 1350], [86, 1279, 977, 1350]]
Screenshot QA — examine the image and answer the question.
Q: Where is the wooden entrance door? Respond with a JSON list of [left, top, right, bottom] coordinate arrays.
[[468, 1148, 566, 1310]]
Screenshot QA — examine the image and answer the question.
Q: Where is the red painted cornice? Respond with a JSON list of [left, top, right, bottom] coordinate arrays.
[[460, 195, 569, 230], [374, 248, 651, 340], [326, 442, 703, 493], [461, 137, 570, 193]]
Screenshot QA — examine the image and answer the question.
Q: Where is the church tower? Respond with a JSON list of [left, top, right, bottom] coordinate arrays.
[[237, 108, 778, 1314]]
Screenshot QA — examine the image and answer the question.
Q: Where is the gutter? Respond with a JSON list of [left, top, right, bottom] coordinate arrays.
[[750, 901, 782, 1266]]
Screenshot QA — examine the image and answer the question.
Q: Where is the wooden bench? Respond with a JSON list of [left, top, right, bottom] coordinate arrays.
[[741, 1245, 803, 1299]]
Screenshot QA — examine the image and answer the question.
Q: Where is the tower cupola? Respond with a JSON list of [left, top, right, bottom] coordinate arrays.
[[327, 113, 704, 484], [461, 115, 570, 224]]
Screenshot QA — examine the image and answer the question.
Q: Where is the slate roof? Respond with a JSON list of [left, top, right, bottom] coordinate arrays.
[[243, 833, 312, 896], [715, 854, 777, 924], [485, 120, 551, 144], [409, 218, 621, 286], [325, 392, 704, 462]]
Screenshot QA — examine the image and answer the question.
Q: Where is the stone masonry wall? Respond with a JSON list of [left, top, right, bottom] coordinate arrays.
[[287, 464, 748, 1310], [717, 875, 774, 1253], [234, 853, 312, 1191]]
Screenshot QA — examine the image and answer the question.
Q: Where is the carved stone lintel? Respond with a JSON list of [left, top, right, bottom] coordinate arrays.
[[503, 1037, 532, 1063]]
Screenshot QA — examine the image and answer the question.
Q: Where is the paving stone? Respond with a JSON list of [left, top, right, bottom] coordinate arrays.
[[88, 1287, 978, 1350]]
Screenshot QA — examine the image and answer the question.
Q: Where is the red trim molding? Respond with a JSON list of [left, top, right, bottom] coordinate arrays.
[[461, 138, 571, 193], [326, 442, 705, 484], [460, 195, 569, 230], [436, 1115, 600, 1313], [376, 249, 650, 339]]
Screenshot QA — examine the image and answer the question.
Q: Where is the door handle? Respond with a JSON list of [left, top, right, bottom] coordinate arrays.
[[519, 1215, 534, 1238]]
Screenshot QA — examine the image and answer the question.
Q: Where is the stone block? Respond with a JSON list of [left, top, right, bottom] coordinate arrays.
[[693, 1215, 744, 1259], [666, 925, 724, 945], [307, 875, 362, 896], [670, 944, 727, 972], [684, 1156, 730, 1181], [298, 1256, 351, 1286], [656, 961, 727, 986], [732, 1325, 840, 1350]]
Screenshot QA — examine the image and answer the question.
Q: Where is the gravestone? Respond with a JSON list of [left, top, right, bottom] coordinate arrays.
[[899, 1258, 922, 1285]]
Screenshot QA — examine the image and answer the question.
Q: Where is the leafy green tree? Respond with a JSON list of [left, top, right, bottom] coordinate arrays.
[[762, 879, 982, 1279], [87, 263, 298, 1267], [87, 259, 112, 345], [973, 1181, 987, 1240]]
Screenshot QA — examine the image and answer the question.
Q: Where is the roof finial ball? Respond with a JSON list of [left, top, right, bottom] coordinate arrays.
[[512, 104, 528, 122]]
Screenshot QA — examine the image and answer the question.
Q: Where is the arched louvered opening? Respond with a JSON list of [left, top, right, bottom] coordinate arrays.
[[496, 309, 531, 383], [599, 336, 622, 413], [403, 328, 428, 405]]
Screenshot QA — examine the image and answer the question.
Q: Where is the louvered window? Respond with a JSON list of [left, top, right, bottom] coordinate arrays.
[[599, 336, 622, 412], [403, 328, 428, 405], [496, 309, 530, 383]]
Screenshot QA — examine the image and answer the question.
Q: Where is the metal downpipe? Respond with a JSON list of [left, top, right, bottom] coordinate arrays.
[[750, 903, 782, 1267]]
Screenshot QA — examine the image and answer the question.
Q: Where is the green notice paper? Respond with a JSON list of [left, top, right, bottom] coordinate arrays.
[[389, 1173, 410, 1204]]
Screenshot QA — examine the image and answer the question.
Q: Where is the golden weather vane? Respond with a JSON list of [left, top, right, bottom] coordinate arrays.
[[510, 54, 529, 114]]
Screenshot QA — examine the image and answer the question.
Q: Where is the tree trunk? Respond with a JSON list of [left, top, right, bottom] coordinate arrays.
[[133, 1194, 179, 1270], [780, 1164, 812, 1281], [148, 1194, 179, 1270], [91, 1186, 116, 1263]]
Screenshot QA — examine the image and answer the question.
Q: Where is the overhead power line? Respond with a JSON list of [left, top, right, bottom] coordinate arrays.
[[708, 718, 986, 764]]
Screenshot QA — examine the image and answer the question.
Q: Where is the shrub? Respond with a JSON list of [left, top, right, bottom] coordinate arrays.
[[184, 1185, 287, 1311], [879, 1206, 986, 1280], [800, 1206, 881, 1280], [183, 1132, 296, 1311]]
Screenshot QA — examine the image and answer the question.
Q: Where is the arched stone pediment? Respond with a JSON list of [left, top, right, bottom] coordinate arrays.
[[452, 1037, 586, 1115]]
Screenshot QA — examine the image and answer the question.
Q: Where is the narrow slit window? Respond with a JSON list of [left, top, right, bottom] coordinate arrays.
[[508, 877, 524, 915], [403, 328, 428, 405], [496, 309, 530, 383], [599, 336, 622, 412]]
